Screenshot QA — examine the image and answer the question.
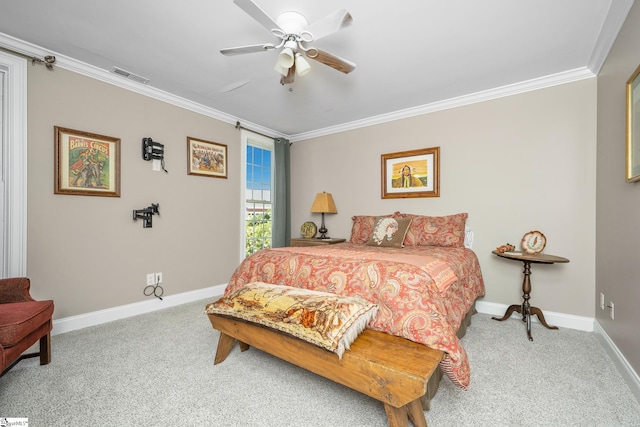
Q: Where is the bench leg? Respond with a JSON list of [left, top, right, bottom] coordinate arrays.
[[384, 403, 408, 427], [214, 333, 237, 365], [239, 342, 250, 352], [384, 401, 428, 427], [407, 399, 427, 427]]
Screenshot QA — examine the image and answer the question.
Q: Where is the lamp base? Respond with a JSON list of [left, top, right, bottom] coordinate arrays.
[[317, 213, 329, 239]]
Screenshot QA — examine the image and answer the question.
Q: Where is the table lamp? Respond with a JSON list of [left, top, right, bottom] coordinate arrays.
[[310, 192, 337, 239]]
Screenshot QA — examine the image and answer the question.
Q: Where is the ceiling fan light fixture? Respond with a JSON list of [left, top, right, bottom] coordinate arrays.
[[221, 1, 355, 84], [295, 53, 311, 76], [274, 63, 288, 76], [277, 47, 295, 68]]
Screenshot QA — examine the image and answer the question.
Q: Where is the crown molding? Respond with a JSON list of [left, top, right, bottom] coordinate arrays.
[[0, 26, 611, 144], [0, 32, 285, 141], [289, 67, 595, 142], [587, 0, 634, 74]]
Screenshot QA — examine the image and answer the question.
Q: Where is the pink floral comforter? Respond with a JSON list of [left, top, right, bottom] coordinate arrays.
[[224, 242, 485, 389]]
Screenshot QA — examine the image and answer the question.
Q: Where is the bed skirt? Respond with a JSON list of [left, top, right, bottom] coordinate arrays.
[[422, 300, 477, 410]]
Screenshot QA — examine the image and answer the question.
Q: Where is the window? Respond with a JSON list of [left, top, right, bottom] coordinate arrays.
[[242, 132, 273, 258], [0, 52, 27, 277]]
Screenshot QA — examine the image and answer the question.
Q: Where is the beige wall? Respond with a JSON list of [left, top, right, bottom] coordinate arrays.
[[26, 67, 241, 318], [22, 35, 601, 335], [596, 2, 640, 374], [292, 79, 597, 317]]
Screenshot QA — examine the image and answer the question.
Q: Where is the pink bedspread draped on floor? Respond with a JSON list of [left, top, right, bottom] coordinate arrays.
[[224, 242, 485, 389]]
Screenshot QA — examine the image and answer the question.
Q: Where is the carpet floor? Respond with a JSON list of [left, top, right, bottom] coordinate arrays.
[[1, 299, 639, 426]]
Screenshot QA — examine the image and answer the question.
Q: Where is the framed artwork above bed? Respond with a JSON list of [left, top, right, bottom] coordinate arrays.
[[381, 147, 440, 198]]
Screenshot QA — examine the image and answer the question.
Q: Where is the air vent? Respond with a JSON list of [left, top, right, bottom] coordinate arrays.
[[109, 67, 149, 84]]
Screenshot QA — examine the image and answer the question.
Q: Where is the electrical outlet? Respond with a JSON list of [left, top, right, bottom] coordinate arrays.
[[155, 272, 163, 284], [146, 273, 156, 286], [600, 292, 605, 310], [610, 302, 615, 320]]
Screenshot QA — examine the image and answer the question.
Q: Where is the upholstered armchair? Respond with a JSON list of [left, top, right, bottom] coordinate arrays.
[[0, 277, 54, 376]]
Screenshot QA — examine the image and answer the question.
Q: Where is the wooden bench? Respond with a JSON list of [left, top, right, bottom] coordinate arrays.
[[208, 313, 444, 427]]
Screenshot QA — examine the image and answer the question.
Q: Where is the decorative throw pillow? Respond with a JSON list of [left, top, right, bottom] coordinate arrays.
[[365, 217, 412, 248], [348, 214, 393, 244], [205, 282, 379, 359], [393, 212, 468, 247]]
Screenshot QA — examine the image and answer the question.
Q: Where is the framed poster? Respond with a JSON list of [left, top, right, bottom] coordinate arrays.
[[626, 63, 640, 182], [381, 147, 440, 199], [187, 137, 228, 178], [54, 126, 121, 197]]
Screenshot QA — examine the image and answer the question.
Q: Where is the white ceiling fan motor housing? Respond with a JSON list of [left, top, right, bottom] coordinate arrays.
[[276, 11, 308, 36]]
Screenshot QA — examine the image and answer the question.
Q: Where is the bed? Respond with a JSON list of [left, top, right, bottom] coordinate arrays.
[[210, 212, 485, 405]]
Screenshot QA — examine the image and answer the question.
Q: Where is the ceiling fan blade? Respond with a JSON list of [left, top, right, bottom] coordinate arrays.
[[306, 9, 353, 41], [308, 49, 356, 74], [233, 0, 281, 32], [280, 64, 295, 85], [220, 43, 276, 56]]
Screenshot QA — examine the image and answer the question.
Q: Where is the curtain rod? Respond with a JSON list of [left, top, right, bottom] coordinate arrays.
[[0, 46, 56, 69], [235, 121, 278, 141]]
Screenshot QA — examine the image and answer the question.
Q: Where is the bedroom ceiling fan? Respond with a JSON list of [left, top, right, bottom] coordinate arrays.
[[220, 0, 356, 85]]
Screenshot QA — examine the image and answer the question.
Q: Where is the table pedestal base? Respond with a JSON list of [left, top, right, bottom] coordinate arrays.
[[492, 303, 558, 341], [491, 259, 558, 341]]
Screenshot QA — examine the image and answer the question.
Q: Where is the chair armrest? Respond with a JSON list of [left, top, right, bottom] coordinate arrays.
[[0, 277, 35, 303]]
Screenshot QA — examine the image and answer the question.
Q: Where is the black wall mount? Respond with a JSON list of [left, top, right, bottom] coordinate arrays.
[[133, 203, 160, 228], [142, 137, 168, 172], [142, 137, 164, 161]]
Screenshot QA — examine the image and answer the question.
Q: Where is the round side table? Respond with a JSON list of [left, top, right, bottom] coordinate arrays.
[[491, 250, 569, 341]]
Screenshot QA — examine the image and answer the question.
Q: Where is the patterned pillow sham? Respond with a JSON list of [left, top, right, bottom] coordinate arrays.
[[365, 217, 412, 248], [393, 212, 468, 247], [205, 282, 379, 359], [348, 214, 393, 244]]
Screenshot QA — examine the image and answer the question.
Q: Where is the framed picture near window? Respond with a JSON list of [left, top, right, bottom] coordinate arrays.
[[381, 147, 440, 199], [626, 63, 640, 182], [54, 126, 121, 197], [187, 137, 228, 178]]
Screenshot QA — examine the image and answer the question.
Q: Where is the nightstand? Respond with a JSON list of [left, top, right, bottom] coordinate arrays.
[[289, 238, 346, 247]]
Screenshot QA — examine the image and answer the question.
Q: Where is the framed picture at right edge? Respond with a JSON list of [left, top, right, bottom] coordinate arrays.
[[381, 146, 440, 199], [626, 63, 640, 182]]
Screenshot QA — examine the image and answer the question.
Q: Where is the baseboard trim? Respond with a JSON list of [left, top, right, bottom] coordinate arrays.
[[52, 284, 227, 335], [593, 320, 640, 404], [475, 301, 595, 332]]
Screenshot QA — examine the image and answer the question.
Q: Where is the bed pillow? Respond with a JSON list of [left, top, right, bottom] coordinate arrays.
[[349, 214, 393, 244], [365, 217, 412, 248], [205, 282, 379, 359], [394, 212, 468, 247]]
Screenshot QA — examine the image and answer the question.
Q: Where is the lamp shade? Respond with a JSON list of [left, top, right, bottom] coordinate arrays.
[[295, 53, 311, 76], [310, 192, 337, 214], [274, 63, 288, 76], [277, 47, 295, 68]]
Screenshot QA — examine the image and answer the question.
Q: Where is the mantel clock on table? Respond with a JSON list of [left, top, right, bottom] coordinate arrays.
[[492, 231, 569, 341]]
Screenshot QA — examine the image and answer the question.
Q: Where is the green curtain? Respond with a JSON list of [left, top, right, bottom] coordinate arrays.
[[272, 137, 291, 247]]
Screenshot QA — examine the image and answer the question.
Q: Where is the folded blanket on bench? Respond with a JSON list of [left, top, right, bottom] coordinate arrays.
[[205, 282, 379, 358]]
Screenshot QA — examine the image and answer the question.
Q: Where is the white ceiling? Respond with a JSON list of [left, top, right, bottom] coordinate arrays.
[[0, 1, 633, 139]]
